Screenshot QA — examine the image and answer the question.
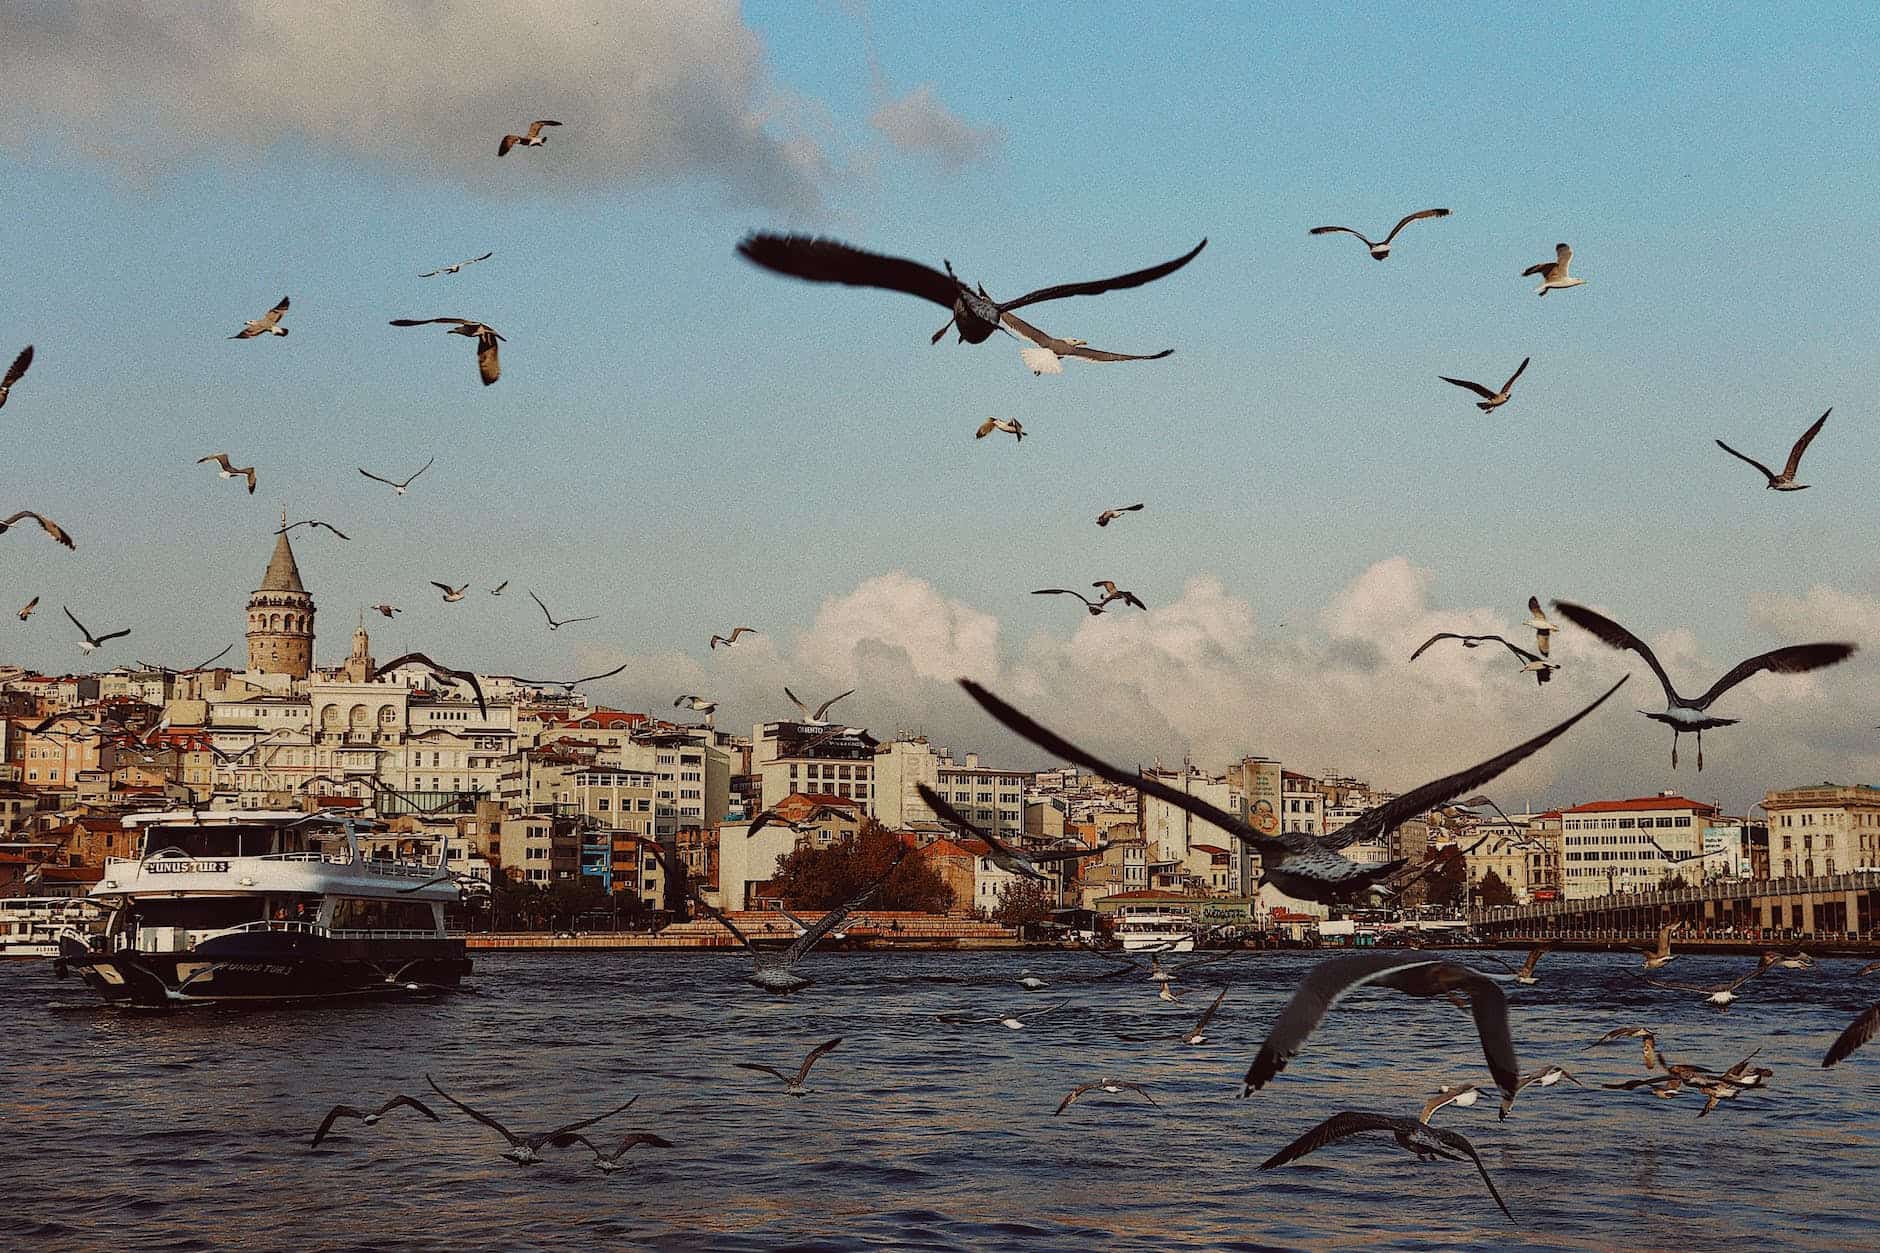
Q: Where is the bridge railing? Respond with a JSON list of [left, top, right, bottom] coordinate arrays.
[[1470, 870, 1880, 925]]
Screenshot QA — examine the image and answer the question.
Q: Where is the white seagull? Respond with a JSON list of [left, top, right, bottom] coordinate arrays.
[[1524, 596, 1556, 657], [420, 252, 493, 278], [197, 453, 256, 494], [710, 627, 757, 649], [1522, 243, 1584, 295], [999, 309, 1175, 375], [497, 120, 561, 156], [1054, 1079, 1159, 1116], [1714, 409, 1830, 491], [430, 582, 468, 603], [64, 606, 130, 654], [230, 296, 290, 338], [310, 1094, 440, 1148], [785, 686, 854, 726], [975, 417, 1025, 441], [529, 590, 597, 631], [1409, 631, 1558, 685]]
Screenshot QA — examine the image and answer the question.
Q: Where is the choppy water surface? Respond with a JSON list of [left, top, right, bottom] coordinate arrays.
[[3, 949, 1875, 1251]]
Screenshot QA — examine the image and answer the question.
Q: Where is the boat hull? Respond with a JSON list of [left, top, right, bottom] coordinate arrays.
[[1120, 934, 1197, 953], [57, 932, 471, 1008]]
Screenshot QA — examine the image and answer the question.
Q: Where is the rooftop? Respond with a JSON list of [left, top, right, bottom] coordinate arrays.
[[1561, 795, 1716, 815], [258, 529, 306, 594]]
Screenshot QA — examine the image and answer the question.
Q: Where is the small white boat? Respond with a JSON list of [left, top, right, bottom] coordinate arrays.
[[0, 897, 104, 958], [1114, 908, 1198, 952]]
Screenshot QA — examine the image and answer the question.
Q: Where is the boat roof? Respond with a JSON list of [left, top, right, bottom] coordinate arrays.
[[122, 808, 382, 831]]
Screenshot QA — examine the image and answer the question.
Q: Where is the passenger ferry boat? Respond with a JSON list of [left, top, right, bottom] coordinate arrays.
[[1114, 907, 1199, 952], [58, 809, 471, 1008], [0, 897, 104, 958]]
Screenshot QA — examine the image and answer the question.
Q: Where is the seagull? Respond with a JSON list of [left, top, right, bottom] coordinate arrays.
[[733, 1038, 843, 1097], [1503, 1064, 1582, 1113], [64, 607, 129, 654], [419, 252, 494, 278], [1308, 208, 1451, 260], [0, 345, 32, 408], [710, 627, 757, 649], [1179, 986, 1228, 1045], [1525, 597, 1557, 656], [0, 511, 75, 549], [1409, 632, 1559, 684], [278, 519, 349, 540], [1823, 1005, 1880, 1067], [735, 232, 1207, 347], [1096, 504, 1145, 528], [779, 907, 848, 943], [424, 1076, 634, 1165], [197, 453, 256, 494], [674, 695, 717, 716], [17, 595, 38, 621], [975, 417, 1025, 441], [1420, 1083, 1482, 1124], [1054, 1079, 1159, 1115], [136, 643, 234, 675], [1439, 357, 1530, 413], [230, 296, 290, 338], [431, 582, 468, 603], [389, 319, 503, 385], [937, 1001, 1069, 1030], [497, 120, 561, 156], [1091, 580, 1148, 610], [1240, 953, 1517, 1108], [370, 652, 487, 717], [1033, 588, 1109, 616], [369, 603, 401, 618], [489, 581, 508, 596], [1259, 1111, 1513, 1220], [529, 590, 596, 631], [920, 785, 1110, 880], [1522, 243, 1584, 295], [784, 686, 854, 726], [960, 675, 1625, 905], [1017, 973, 1049, 991], [1504, 942, 1554, 986], [495, 662, 630, 692], [1858, 960, 1880, 977], [1640, 925, 1678, 971], [1715, 409, 1830, 491], [1717, 1048, 1773, 1090], [999, 309, 1175, 375], [556, 1132, 674, 1174], [633, 836, 901, 994], [1646, 962, 1770, 1008], [1552, 599, 1856, 769], [309, 1095, 440, 1148], [359, 458, 435, 494], [1585, 1026, 1662, 1071], [1157, 980, 1182, 1003], [1761, 950, 1814, 970]]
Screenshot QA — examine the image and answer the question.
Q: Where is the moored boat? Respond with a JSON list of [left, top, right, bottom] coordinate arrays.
[[1114, 907, 1199, 952], [0, 897, 104, 958]]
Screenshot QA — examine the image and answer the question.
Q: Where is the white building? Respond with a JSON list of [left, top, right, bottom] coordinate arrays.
[[1559, 794, 1714, 898], [752, 721, 877, 813], [875, 737, 1031, 839]]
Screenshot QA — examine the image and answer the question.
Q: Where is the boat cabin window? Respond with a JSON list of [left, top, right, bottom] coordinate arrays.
[[139, 824, 309, 859], [128, 898, 266, 931], [331, 898, 435, 931]]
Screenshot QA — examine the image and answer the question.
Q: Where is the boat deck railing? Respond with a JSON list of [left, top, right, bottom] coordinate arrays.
[[214, 920, 445, 942]]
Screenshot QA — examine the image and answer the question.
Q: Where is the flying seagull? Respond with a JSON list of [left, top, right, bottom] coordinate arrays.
[[1259, 1111, 1513, 1221], [1439, 357, 1530, 413], [919, 785, 1110, 880], [936, 1000, 1069, 1030], [359, 458, 435, 494], [497, 120, 561, 156], [0, 345, 32, 408], [556, 1132, 674, 1174], [1585, 1026, 1662, 1071], [1640, 924, 1678, 971], [17, 595, 38, 621], [960, 675, 1625, 904], [420, 252, 494, 278], [1308, 208, 1451, 260], [1715, 409, 1830, 491], [1508, 942, 1554, 986], [1525, 597, 1556, 656], [1241, 952, 1517, 1109], [529, 590, 596, 631], [370, 652, 487, 718], [370, 603, 401, 618], [1504, 1064, 1582, 1111], [1096, 503, 1145, 528], [1033, 588, 1109, 616], [1419, 1084, 1482, 1124], [975, 417, 1025, 441], [735, 232, 1207, 347], [1409, 632, 1558, 685], [1551, 599, 1855, 769], [733, 1038, 842, 1096], [197, 453, 256, 494], [1091, 580, 1147, 610], [1646, 962, 1771, 1008], [674, 694, 717, 716], [136, 643, 234, 675], [1054, 1079, 1159, 1116], [0, 512, 74, 549], [424, 1075, 633, 1165], [1180, 986, 1229, 1045], [710, 627, 757, 649], [1823, 1005, 1880, 1068], [999, 309, 1174, 375], [278, 519, 349, 540], [63, 607, 129, 654], [431, 582, 468, 603], [496, 662, 630, 692], [230, 295, 290, 338], [1522, 243, 1584, 295], [310, 1095, 440, 1148], [784, 686, 854, 726], [389, 318, 503, 385], [632, 835, 901, 994], [489, 581, 508, 595]]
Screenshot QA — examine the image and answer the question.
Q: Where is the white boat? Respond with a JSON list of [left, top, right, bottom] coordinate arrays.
[[57, 808, 473, 1008], [0, 897, 104, 958], [1114, 907, 1198, 952]]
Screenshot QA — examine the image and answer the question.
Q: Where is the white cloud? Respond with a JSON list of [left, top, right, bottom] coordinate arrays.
[[0, 1, 830, 209], [868, 84, 1002, 173]]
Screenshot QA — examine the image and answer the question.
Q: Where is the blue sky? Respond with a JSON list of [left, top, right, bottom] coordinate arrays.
[[1, 2, 1875, 811]]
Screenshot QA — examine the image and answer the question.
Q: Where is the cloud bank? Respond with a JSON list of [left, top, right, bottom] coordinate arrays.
[[868, 84, 1002, 173]]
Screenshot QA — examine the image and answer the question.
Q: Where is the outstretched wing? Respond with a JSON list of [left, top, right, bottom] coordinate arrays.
[[1714, 439, 1779, 483], [918, 784, 1024, 861], [1783, 408, 1831, 477], [813, 689, 855, 720], [733, 1062, 791, 1085], [1258, 1110, 1404, 1168], [1823, 1004, 1880, 1067], [633, 835, 754, 952], [310, 1105, 362, 1147], [545, 1095, 639, 1142], [1550, 601, 1680, 704], [424, 1075, 521, 1146], [1430, 1125, 1515, 1220], [998, 310, 1172, 363], [359, 468, 399, 486], [2, 345, 32, 389], [1382, 207, 1451, 243], [1693, 642, 1855, 711], [389, 318, 472, 327], [796, 1037, 843, 1084], [782, 844, 907, 965], [1307, 225, 1374, 245], [1500, 356, 1531, 391], [1438, 375, 1497, 400], [1410, 632, 1470, 660], [1003, 239, 1207, 312], [1247, 953, 1447, 1094], [735, 234, 959, 308]]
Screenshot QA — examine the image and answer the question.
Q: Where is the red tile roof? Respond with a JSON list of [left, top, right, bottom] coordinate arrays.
[[917, 837, 988, 860], [1562, 796, 1716, 815]]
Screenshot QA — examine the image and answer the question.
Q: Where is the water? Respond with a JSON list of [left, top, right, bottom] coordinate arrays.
[[3, 949, 1875, 1252]]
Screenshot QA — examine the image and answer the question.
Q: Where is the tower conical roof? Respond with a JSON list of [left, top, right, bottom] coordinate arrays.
[[259, 529, 306, 593]]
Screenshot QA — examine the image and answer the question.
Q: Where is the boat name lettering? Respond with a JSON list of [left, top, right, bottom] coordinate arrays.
[[147, 860, 230, 874]]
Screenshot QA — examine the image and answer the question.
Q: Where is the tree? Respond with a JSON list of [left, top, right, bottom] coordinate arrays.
[[1423, 850, 1468, 909], [991, 878, 1057, 927], [1476, 868, 1516, 907], [769, 822, 954, 913]]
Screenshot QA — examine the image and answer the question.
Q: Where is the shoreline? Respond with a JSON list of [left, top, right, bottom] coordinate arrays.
[[460, 934, 1880, 955]]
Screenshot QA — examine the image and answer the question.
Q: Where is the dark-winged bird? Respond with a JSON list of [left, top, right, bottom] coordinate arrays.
[[310, 1094, 439, 1148], [1439, 356, 1529, 412], [1308, 208, 1451, 260], [920, 785, 1110, 880], [359, 457, 435, 494], [1260, 1111, 1512, 1220], [0, 511, 75, 549], [370, 652, 487, 717], [231, 296, 290, 338], [0, 345, 32, 407], [734, 1038, 843, 1096], [424, 1076, 634, 1165], [390, 319, 503, 385], [1715, 409, 1830, 491], [1409, 631, 1558, 684], [497, 120, 561, 156], [64, 606, 129, 654]]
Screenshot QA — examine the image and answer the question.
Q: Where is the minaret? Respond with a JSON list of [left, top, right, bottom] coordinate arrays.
[[339, 612, 375, 682], [246, 516, 316, 678]]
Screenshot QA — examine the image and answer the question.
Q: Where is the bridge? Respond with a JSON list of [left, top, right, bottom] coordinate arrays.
[[1470, 870, 1880, 944]]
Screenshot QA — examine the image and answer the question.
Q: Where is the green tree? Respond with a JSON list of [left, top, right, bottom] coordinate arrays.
[[1477, 868, 1516, 907], [1423, 851, 1468, 909], [991, 877, 1057, 926], [769, 822, 955, 913]]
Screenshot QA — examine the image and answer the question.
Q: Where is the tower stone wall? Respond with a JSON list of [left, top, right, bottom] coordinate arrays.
[[247, 529, 315, 678]]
